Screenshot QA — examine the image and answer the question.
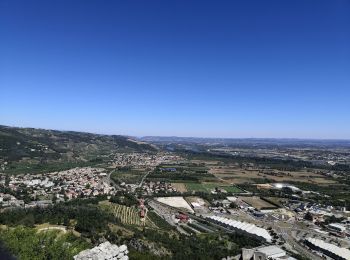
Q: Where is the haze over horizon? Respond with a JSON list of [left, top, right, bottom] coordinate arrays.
[[2, 124, 350, 141], [1, 1, 350, 139]]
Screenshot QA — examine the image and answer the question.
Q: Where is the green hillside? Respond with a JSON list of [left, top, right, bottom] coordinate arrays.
[[0, 125, 156, 173]]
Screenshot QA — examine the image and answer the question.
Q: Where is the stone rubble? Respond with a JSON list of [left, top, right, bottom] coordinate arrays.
[[74, 242, 128, 260]]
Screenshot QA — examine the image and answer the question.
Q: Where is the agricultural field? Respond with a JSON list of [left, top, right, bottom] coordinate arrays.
[[185, 182, 242, 193], [148, 162, 217, 183], [111, 168, 147, 184], [114, 204, 142, 225], [239, 196, 278, 210], [159, 163, 208, 172], [207, 164, 337, 185], [99, 201, 157, 228], [221, 185, 243, 193], [171, 182, 187, 192], [262, 197, 284, 207], [190, 160, 221, 166]]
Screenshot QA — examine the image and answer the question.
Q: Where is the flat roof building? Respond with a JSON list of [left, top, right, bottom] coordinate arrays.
[[328, 223, 347, 233], [305, 237, 350, 260], [241, 245, 296, 260], [207, 215, 272, 242], [254, 245, 286, 259]]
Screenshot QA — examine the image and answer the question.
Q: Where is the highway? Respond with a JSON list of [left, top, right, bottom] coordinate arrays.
[[105, 168, 119, 188]]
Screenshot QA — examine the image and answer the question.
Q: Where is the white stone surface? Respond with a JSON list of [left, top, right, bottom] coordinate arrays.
[[156, 196, 194, 212], [74, 242, 128, 260]]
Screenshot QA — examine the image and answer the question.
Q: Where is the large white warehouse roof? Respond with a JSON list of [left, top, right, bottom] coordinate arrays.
[[207, 216, 272, 242], [306, 238, 350, 260]]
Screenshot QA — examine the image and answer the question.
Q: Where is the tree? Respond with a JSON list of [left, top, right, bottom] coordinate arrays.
[[229, 202, 238, 209], [304, 212, 313, 222]]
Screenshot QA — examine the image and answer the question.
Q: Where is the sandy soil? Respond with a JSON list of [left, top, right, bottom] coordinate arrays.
[[171, 183, 188, 192], [208, 165, 336, 184], [156, 197, 194, 213]]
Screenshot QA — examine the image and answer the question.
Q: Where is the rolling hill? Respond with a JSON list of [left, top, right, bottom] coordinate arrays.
[[0, 125, 156, 174]]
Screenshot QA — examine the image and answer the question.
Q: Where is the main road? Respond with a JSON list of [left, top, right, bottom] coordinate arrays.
[[276, 225, 322, 260], [138, 171, 151, 188], [106, 168, 118, 187]]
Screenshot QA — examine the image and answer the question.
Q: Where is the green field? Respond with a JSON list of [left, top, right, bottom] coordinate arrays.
[[110, 168, 147, 184], [185, 183, 241, 193]]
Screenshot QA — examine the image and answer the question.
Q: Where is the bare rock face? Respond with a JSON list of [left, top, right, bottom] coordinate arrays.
[[74, 241, 128, 260]]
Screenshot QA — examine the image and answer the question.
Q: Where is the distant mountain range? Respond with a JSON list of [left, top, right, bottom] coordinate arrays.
[[0, 125, 156, 172]]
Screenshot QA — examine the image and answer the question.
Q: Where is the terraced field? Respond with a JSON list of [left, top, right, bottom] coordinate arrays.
[[100, 201, 157, 228], [113, 204, 141, 225]]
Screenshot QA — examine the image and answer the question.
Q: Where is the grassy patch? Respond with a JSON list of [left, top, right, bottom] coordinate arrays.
[[111, 168, 147, 184], [147, 211, 175, 230]]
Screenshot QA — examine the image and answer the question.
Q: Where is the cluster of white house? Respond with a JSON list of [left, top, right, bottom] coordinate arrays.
[[111, 152, 182, 167], [305, 238, 350, 260], [140, 181, 177, 195], [206, 215, 272, 242], [0, 193, 24, 207], [0, 167, 116, 203]]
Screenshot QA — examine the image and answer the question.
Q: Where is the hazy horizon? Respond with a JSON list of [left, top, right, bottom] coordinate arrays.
[[3, 123, 350, 141]]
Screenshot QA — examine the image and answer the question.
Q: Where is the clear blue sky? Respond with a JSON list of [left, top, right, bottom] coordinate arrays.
[[1, 1, 349, 138]]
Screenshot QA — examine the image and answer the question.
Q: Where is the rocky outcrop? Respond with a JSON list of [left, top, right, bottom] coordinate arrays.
[[74, 241, 128, 260]]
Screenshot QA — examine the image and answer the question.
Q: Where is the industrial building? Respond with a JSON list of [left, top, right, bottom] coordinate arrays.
[[305, 237, 350, 260], [206, 215, 272, 242], [328, 223, 347, 233], [241, 245, 296, 260]]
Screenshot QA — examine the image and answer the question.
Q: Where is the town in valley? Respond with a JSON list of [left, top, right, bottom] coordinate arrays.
[[1, 126, 350, 260]]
